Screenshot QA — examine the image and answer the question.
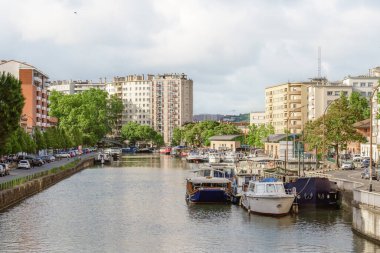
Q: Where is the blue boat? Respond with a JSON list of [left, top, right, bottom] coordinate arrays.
[[284, 177, 339, 208], [186, 168, 232, 203]]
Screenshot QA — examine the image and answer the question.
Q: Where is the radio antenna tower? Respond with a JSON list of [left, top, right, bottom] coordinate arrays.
[[318, 46, 321, 78]]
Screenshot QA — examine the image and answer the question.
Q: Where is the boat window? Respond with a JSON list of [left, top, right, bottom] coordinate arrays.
[[249, 184, 255, 192], [275, 184, 285, 193], [214, 171, 224, 178], [256, 184, 265, 194], [203, 170, 211, 177], [266, 184, 276, 193]]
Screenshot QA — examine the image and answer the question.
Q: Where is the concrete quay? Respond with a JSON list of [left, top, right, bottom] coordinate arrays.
[[309, 169, 380, 244]]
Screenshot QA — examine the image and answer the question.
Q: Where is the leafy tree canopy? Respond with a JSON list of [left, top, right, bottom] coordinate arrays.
[[121, 122, 163, 146], [0, 72, 25, 154]]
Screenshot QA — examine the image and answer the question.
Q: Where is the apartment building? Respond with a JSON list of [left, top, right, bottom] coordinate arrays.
[[265, 82, 308, 134], [0, 60, 51, 132], [249, 112, 265, 126], [307, 79, 352, 121], [342, 76, 379, 98], [106, 75, 153, 127], [48, 79, 106, 94], [151, 73, 193, 144]]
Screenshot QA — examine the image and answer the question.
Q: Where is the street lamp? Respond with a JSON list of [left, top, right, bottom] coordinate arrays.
[[369, 84, 380, 192]]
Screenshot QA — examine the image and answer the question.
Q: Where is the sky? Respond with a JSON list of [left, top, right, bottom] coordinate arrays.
[[1, 0, 379, 115]]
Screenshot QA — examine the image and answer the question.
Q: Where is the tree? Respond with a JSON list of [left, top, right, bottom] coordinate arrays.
[[121, 122, 163, 147], [49, 89, 116, 145], [171, 128, 184, 146], [34, 128, 46, 152], [107, 94, 124, 135], [304, 94, 366, 167], [349, 91, 369, 122], [245, 124, 274, 148], [0, 72, 25, 154]]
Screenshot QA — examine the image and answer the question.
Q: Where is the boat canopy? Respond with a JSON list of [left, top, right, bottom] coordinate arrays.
[[188, 177, 231, 184], [260, 177, 278, 182]]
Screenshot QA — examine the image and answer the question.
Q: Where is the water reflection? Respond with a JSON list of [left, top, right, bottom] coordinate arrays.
[[0, 155, 380, 253]]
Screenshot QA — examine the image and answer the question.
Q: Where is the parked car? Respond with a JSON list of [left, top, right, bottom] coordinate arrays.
[[55, 152, 71, 158], [0, 163, 10, 175], [353, 157, 362, 163], [31, 158, 44, 167], [0, 164, 5, 176], [18, 160, 31, 169], [41, 155, 55, 163], [341, 161, 355, 170], [361, 159, 375, 168]]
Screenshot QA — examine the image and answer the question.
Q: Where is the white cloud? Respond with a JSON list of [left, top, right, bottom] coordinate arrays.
[[1, 0, 380, 114]]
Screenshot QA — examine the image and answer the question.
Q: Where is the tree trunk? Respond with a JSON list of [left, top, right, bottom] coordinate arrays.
[[335, 145, 340, 168]]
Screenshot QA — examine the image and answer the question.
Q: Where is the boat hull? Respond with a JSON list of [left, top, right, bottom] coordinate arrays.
[[242, 195, 294, 216], [187, 189, 230, 203], [284, 177, 340, 208]]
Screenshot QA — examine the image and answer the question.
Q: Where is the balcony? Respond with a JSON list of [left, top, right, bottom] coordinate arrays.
[[34, 76, 43, 83], [289, 115, 302, 120], [42, 114, 46, 119], [36, 105, 41, 109], [42, 123, 47, 127], [290, 99, 301, 103], [37, 96, 42, 101], [37, 113, 41, 118], [36, 122, 42, 126], [289, 90, 301, 95], [36, 86, 42, 91]]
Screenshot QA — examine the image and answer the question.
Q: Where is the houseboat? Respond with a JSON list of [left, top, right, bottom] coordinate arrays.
[[186, 168, 232, 203]]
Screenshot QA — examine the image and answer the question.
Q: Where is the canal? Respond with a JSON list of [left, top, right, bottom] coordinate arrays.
[[0, 155, 380, 253]]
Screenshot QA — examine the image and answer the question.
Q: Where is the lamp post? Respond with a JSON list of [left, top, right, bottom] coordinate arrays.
[[369, 84, 380, 192]]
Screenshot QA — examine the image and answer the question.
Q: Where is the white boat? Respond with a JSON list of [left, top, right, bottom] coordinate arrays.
[[208, 153, 221, 163], [224, 152, 238, 163], [186, 152, 206, 163], [241, 178, 295, 216]]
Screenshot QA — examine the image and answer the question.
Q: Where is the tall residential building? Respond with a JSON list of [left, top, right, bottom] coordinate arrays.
[[265, 82, 309, 134], [151, 73, 193, 144], [0, 60, 51, 132], [249, 112, 265, 126], [48, 79, 106, 94], [342, 75, 379, 98]]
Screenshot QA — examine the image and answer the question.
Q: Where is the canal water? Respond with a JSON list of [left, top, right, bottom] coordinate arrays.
[[1, 155, 380, 253]]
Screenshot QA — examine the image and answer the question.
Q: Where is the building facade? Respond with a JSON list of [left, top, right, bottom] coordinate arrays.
[[265, 82, 308, 134], [49, 79, 106, 94], [151, 73, 193, 144], [250, 112, 265, 126], [0, 60, 51, 132]]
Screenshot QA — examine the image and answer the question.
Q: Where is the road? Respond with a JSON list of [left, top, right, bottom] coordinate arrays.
[[0, 153, 96, 184], [326, 168, 380, 192]]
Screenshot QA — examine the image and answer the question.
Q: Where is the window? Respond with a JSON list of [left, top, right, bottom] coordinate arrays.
[[334, 91, 340, 96], [343, 91, 348, 96], [368, 82, 373, 87], [360, 82, 366, 87], [353, 82, 358, 87], [361, 92, 366, 96], [327, 91, 333, 96]]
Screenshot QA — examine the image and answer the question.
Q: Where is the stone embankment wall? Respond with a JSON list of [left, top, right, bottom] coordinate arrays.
[[0, 158, 94, 211], [352, 190, 380, 244]]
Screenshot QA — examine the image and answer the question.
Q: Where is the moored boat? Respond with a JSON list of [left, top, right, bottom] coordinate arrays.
[[186, 168, 232, 203], [159, 147, 172, 155], [241, 178, 295, 216], [284, 177, 340, 208]]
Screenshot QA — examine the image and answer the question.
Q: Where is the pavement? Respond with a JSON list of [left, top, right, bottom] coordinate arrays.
[[0, 153, 96, 184]]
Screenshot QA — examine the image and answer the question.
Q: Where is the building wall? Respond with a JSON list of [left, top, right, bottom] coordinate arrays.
[[0, 60, 50, 131], [210, 140, 240, 151], [343, 76, 380, 98], [250, 112, 265, 126], [308, 85, 352, 121], [151, 74, 193, 144], [265, 82, 308, 134]]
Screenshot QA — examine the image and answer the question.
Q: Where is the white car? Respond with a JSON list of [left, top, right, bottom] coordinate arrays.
[[0, 163, 10, 175], [341, 161, 355, 170], [18, 160, 31, 169], [55, 153, 71, 158], [0, 165, 5, 176]]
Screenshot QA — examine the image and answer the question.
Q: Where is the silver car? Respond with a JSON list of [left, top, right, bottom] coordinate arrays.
[[341, 161, 355, 170]]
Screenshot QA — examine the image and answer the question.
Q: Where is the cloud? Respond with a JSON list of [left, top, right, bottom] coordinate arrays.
[[1, 0, 379, 114]]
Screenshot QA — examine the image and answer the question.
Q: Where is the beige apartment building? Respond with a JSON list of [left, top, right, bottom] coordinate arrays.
[[0, 60, 52, 132], [249, 112, 265, 126], [265, 82, 308, 134], [151, 73, 193, 144], [48, 79, 106, 94]]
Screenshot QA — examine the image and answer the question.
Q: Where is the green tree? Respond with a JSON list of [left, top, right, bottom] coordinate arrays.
[[121, 122, 140, 146], [34, 128, 46, 152], [349, 91, 369, 122], [304, 94, 366, 167], [171, 128, 184, 146], [107, 94, 124, 135], [49, 89, 114, 145], [0, 72, 25, 154]]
